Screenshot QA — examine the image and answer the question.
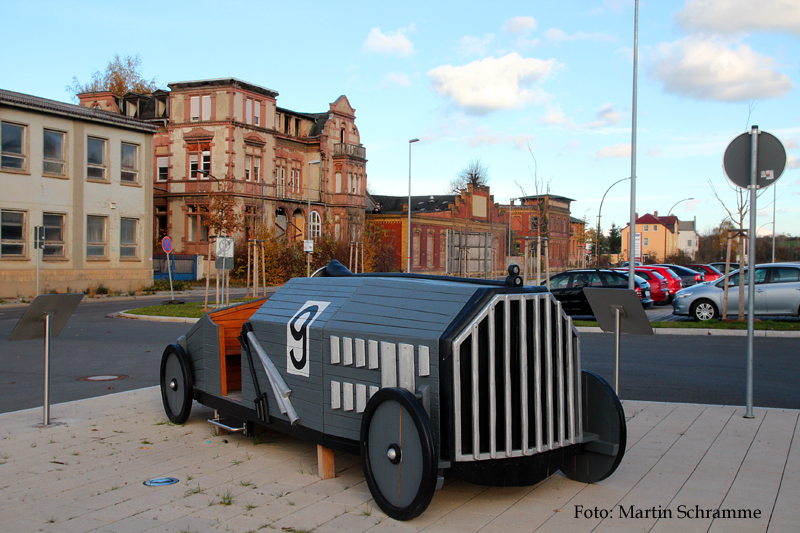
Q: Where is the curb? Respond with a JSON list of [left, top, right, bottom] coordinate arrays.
[[111, 311, 199, 324], [576, 326, 800, 337]]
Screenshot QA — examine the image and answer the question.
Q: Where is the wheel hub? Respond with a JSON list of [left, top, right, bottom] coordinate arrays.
[[169, 379, 178, 391], [387, 443, 401, 464]]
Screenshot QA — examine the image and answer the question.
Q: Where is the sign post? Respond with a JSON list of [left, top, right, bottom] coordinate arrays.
[[161, 236, 174, 301], [34, 225, 45, 296], [215, 237, 234, 306], [723, 126, 787, 418]]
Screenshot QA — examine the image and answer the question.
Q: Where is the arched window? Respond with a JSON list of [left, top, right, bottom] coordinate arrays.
[[310, 211, 322, 240]]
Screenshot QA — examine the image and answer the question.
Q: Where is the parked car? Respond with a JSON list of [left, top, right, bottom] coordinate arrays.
[[651, 264, 704, 287], [672, 263, 800, 320], [613, 268, 669, 305], [638, 265, 683, 301], [680, 264, 723, 282], [709, 262, 740, 273], [546, 269, 654, 316]]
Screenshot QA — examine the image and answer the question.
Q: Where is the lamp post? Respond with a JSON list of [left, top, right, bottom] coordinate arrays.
[[596, 177, 630, 268], [407, 138, 420, 273], [307, 160, 321, 277], [665, 197, 693, 262], [667, 197, 694, 217]]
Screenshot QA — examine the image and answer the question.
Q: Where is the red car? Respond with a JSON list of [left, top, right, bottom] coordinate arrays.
[[613, 268, 670, 304], [680, 264, 723, 282], [638, 265, 683, 302]]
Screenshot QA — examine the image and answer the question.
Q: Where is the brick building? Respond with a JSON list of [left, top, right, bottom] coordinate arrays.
[[499, 194, 575, 269]]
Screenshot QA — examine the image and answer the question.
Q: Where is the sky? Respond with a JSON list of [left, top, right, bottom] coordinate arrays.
[[3, 0, 799, 238]]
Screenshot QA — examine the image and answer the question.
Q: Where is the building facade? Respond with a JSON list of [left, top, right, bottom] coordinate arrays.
[[367, 184, 506, 276], [1, 89, 156, 298], [79, 78, 366, 257], [499, 195, 575, 269], [620, 212, 688, 262]]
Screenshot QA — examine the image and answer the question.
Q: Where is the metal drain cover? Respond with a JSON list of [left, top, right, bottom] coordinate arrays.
[[78, 375, 128, 382], [144, 477, 179, 487]]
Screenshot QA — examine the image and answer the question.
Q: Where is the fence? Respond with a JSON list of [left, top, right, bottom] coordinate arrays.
[[153, 254, 201, 281]]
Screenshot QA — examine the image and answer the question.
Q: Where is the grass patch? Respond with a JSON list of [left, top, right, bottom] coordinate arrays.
[[125, 297, 263, 319], [574, 319, 800, 331]]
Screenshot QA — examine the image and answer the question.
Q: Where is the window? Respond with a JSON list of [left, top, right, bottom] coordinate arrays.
[[190, 95, 212, 122], [245, 156, 251, 181], [644, 225, 649, 231], [278, 166, 286, 196], [42, 213, 65, 257], [43, 129, 65, 175], [1, 122, 26, 170], [189, 151, 211, 179], [253, 101, 260, 126], [120, 218, 138, 258], [531, 216, 539, 230], [157, 156, 169, 181], [188, 206, 208, 242], [245, 99, 260, 125], [653, 225, 657, 232], [120, 142, 138, 183], [770, 267, 800, 284], [643, 237, 649, 246], [86, 215, 107, 257], [87, 137, 106, 180], [1, 209, 25, 257], [310, 211, 321, 239], [253, 157, 260, 183]]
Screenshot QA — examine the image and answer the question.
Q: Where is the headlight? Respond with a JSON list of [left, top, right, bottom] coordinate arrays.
[[675, 291, 693, 299]]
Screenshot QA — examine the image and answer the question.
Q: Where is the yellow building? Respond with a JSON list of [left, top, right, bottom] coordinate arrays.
[[620, 212, 681, 263]]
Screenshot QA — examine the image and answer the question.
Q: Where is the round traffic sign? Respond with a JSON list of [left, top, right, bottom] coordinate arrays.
[[161, 236, 172, 254], [723, 128, 787, 190]]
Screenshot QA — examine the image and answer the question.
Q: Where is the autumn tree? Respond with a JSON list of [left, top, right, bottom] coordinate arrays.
[[449, 158, 489, 193], [67, 53, 157, 100]]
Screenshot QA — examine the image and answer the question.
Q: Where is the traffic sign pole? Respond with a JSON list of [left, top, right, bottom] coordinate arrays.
[[745, 126, 758, 419], [161, 237, 175, 301]]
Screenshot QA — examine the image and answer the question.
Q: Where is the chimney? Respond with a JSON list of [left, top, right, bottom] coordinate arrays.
[[654, 210, 658, 217]]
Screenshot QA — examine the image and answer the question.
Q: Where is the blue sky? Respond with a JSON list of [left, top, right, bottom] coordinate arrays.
[[3, 0, 799, 237]]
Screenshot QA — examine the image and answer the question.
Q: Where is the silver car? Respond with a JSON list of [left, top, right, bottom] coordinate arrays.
[[672, 263, 800, 321]]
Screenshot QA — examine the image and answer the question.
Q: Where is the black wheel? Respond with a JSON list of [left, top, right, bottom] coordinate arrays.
[[160, 344, 193, 424], [508, 264, 521, 276], [562, 370, 626, 484], [691, 299, 718, 321], [360, 388, 437, 521]]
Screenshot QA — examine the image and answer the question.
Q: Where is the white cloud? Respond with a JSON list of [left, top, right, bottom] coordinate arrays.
[[588, 104, 622, 128], [647, 146, 662, 157], [784, 138, 799, 150], [381, 72, 411, 88], [649, 37, 793, 101], [458, 34, 495, 56], [428, 52, 560, 115], [469, 131, 531, 150], [594, 144, 631, 158], [503, 16, 537, 34], [677, 0, 800, 37], [541, 103, 621, 129], [363, 27, 414, 56], [544, 28, 615, 43], [788, 154, 800, 169]]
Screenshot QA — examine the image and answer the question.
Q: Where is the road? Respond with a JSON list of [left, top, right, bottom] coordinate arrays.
[[1, 295, 798, 415]]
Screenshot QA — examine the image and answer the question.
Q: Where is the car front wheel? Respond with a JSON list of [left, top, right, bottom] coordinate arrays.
[[691, 300, 718, 321]]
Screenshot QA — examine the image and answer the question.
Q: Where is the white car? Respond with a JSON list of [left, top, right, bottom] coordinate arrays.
[[672, 263, 800, 321]]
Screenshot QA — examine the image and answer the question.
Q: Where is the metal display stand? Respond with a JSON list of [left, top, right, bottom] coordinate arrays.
[[8, 293, 84, 426], [583, 288, 653, 394]]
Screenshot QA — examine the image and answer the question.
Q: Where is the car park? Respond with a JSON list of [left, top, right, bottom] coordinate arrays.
[[680, 264, 723, 282], [638, 265, 683, 301], [672, 263, 800, 320], [613, 268, 669, 305], [547, 269, 654, 316], [651, 264, 704, 287]]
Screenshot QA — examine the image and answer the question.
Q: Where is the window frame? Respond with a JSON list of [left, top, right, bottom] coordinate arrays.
[[120, 217, 139, 259], [120, 142, 139, 184], [1, 209, 26, 258], [86, 215, 108, 259], [42, 128, 66, 177], [42, 212, 66, 258], [156, 156, 169, 181], [310, 211, 322, 240], [86, 136, 108, 181], [187, 205, 209, 243], [1, 121, 27, 172]]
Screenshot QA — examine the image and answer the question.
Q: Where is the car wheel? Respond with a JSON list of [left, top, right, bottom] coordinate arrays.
[[160, 344, 194, 424], [690, 299, 718, 321]]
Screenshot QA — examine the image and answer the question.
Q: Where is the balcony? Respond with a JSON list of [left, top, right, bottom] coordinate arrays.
[[333, 143, 366, 160]]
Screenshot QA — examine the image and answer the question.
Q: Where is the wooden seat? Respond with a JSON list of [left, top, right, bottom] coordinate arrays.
[[208, 299, 266, 396]]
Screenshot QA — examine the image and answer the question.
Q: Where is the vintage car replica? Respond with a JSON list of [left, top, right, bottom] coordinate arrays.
[[160, 262, 626, 520]]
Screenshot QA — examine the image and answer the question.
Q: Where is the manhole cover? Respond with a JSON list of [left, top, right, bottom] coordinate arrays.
[[78, 375, 129, 382], [144, 477, 179, 487]]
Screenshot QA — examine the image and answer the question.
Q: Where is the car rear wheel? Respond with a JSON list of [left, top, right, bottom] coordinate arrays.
[[691, 299, 718, 321]]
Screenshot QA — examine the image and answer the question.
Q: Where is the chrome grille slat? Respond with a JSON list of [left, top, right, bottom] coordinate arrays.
[[453, 293, 582, 462]]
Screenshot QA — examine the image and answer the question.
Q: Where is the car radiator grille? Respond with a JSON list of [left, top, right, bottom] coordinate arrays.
[[452, 293, 582, 462]]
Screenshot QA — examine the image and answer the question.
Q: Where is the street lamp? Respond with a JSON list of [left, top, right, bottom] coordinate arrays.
[[667, 197, 694, 217], [407, 138, 420, 273], [307, 160, 321, 277], [596, 177, 630, 268]]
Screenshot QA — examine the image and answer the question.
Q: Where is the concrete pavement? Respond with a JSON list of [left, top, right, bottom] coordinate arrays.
[[1, 387, 798, 532]]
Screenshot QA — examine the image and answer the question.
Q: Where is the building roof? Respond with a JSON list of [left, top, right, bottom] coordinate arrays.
[[368, 194, 455, 214], [677, 219, 696, 232], [515, 194, 576, 204], [0, 89, 159, 132], [167, 78, 279, 98]]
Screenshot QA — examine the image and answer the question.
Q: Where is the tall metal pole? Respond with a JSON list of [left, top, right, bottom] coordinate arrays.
[[307, 160, 321, 277], [745, 125, 758, 419], [772, 184, 776, 263], [628, 0, 639, 289], [43, 312, 51, 426], [407, 138, 419, 273]]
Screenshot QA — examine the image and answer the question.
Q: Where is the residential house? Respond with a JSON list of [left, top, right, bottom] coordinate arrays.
[[620, 211, 693, 262], [498, 194, 574, 269], [1, 89, 157, 298]]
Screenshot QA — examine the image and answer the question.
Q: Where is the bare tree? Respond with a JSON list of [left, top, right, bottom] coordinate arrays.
[[449, 158, 489, 193], [515, 146, 553, 286], [67, 53, 158, 100]]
